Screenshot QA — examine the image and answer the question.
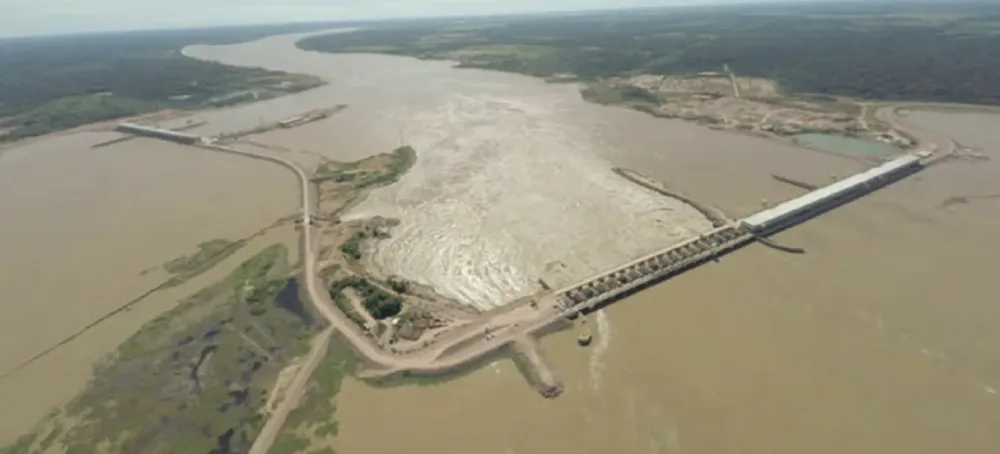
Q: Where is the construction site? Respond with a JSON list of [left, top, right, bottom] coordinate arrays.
[[602, 72, 914, 148]]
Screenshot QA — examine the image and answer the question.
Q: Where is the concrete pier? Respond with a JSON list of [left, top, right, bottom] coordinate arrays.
[[511, 336, 563, 398]]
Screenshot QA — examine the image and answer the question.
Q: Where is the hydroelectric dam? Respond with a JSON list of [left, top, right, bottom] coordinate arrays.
[[556, 154, 924, 313], [113, 122, 925, 316]]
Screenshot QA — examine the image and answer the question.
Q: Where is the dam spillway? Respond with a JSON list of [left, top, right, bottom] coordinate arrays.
[[557, 224, 752, 312], [558, 154, 924, 313]]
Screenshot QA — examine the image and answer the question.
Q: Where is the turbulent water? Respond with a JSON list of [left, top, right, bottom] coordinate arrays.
[[2, 30, 1000, 453], [185, 34, 716, 310], [184, 34, 1000, 454]]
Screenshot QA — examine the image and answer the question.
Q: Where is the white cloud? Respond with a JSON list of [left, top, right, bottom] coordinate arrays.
[[0, 0, 773, 37]]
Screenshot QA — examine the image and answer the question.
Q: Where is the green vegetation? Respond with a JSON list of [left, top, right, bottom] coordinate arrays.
[[271, 339, 354, 454], [2, 244, 320, 454], [298, 2, 1000, 105], [163, 238, 246, 287], [0, 23, 333, 142], [581, 81, 661, 108], [314, 160, 341, 178], [340, 231, 367, 261], [329, 276, 403, 320], [313, 146, 417, 187], [1, 433, 37, 454], [354, 146, 418, 189], [308, 447, 338, 454], [387, 276, 410, 294], [4, 95, 161, 141], [270, 433, 311, 454], [330, 290, 369, 328]]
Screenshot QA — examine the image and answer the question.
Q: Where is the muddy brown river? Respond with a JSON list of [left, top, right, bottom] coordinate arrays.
[[334, 108, 1000, 454], [1, 31, 999, 452]]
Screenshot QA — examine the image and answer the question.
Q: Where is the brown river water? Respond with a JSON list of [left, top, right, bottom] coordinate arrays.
[[1, 31, 998, 452]]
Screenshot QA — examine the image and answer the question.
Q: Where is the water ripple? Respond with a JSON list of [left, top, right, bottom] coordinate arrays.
[[352, 92, 712, 309]]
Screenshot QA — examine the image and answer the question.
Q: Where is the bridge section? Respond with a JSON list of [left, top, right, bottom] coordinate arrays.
[[557, 224, 752, 312]]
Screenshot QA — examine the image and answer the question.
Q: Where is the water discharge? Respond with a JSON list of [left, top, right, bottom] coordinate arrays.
[[1, 31, 999, 454], [589, 310, 612, 391], [185, 35, 716, 310]]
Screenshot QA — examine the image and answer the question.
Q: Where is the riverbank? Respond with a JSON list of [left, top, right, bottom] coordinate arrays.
[[5, 24, 1000, 454], [0, 24, 342, 147], [209, 27, 1000, 454], [292, 29, 1000, 163], [0, 124, 429, 452]]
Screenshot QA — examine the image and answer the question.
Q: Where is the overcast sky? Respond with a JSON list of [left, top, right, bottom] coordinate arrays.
[[1, 0, 788, 38]]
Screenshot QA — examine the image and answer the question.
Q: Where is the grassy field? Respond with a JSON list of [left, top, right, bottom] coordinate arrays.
[[1, 140, 427, 454], [580, 81, 661, 108], [269, 339, 355, 454], [162, 238, 248, 287], [353, 146, 418, 189], [313, 146, 417, 189], [2, 244, 323, 454]]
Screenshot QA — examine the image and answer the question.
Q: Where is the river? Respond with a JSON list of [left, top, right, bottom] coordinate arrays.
[[334, 108, 1000, 454], [2, 31, 999, 452], [0, 133, 301, 441]]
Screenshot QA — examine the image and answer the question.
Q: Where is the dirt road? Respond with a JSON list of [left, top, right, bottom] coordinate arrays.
[[248, 328, 332, 454], [203, 142, 399, 368]]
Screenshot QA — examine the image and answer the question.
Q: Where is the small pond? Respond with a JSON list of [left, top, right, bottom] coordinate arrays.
[[794, 133, 902, 157]]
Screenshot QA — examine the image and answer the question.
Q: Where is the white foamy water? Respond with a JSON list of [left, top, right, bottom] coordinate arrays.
[[183, 34, 714, 310], [176, 33, 1000, 454], [353, 93, 711, 309], [589, 310, 613, 391]]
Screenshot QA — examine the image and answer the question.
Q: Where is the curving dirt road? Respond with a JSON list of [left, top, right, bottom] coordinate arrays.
[[248, 328, 332, 454], [201, 141, 559, 453], [202, 142, 397, 366], [199, 143, 402, 454]]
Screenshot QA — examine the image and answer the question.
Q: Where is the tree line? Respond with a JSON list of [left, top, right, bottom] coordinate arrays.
[[300, 3, 1000, 105]]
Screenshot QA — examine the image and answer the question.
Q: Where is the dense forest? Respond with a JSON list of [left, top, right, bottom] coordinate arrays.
[[0, 23, 338, 141], [299, 1, 1000, 105]]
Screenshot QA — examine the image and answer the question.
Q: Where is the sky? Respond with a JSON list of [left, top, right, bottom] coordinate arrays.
[[0, 0, 784, 38]]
